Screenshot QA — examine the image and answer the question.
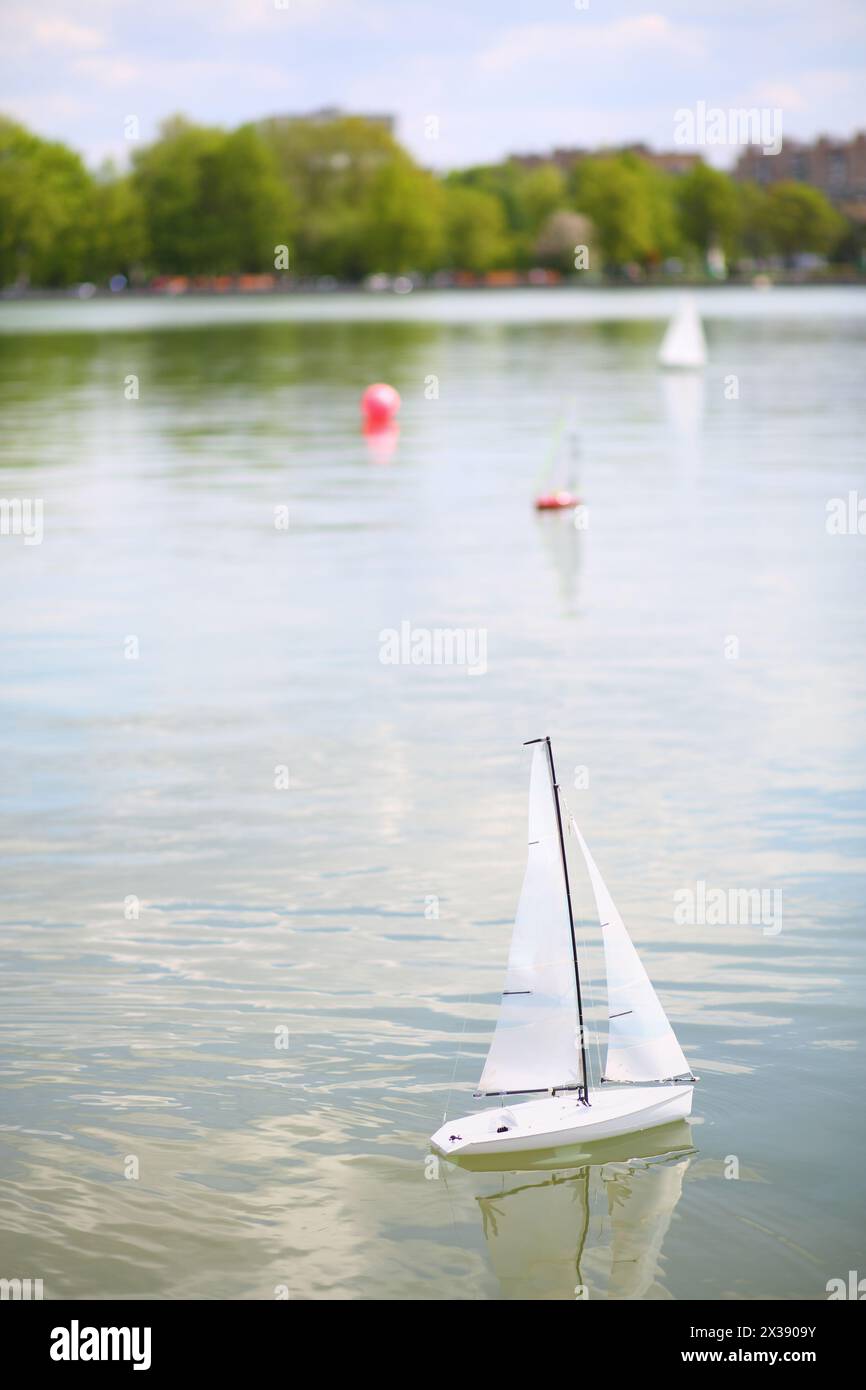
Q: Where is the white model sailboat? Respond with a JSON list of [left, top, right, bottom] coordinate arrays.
[[431, 738, 697, 1158], [658, 296, 706, 369]]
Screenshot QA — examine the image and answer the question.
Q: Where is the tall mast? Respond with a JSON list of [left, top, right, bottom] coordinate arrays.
[[524, 737, 590, 1104]]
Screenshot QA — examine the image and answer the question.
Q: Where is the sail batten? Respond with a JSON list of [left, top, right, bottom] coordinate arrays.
[[476, 746, 583, 1097], [571, 820, 692, 1084]]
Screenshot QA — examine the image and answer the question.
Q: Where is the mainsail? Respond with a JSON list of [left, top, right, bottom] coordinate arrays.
[[571, 821, 693, 1084], [658, 296, 707, 369], [477, 745, 583, 1096]]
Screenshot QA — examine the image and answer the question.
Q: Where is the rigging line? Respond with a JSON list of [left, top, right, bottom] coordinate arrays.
[[442, 999, 471, 1123], [532, 408, 568, 493], [546, 739, 589, 1101]]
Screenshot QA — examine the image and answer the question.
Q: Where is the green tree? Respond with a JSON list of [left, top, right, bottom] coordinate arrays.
[[85, 163, 149, 283], [763, 181, 846, 260], [132, 117, 293, 275], [132, 116, 224, 273], [519, 165, 567, 235], [445, 161, 528, 232], [676, 161, 741, 261], [572, 154, 663, 269], [1, 111, 858, 289], [196, 124, 294, 273], [0, 117, 93, 286], [355, 158, 444, 275], [736, 182, 774, 261], [260, 115, 442, 277], [443, 185, 511, 271], [631, 158, 682, 264]]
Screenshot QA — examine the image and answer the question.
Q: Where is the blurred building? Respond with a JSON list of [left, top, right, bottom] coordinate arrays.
[[735, 133, 866, 222], [261, 106, 395, 133], [509, 143, 700, 175]]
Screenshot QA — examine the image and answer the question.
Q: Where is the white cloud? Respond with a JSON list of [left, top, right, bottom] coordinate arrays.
[[747, 83, 807, 112], [2, 91, 95, 126], [739, 69, 865, 131], [73, 57, 140, 88], [226, 0, 339, 28], [0, 6, 106, 57], [34, 18, 105, 50], [478, 14, 706, 77], [72, 53, 291, 96], [170, 0, 373, 34], [0, 0, 860, 171]]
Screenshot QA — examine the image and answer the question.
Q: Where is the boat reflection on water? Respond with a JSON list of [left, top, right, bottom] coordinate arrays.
[[660, 367, 705, 439], [533, 420, 584, 611], [659, 368, 705, 485], [454, 1120, 695, 1300], [534, 506, 584, 611]]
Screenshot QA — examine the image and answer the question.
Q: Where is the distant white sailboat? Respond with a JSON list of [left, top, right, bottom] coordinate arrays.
[[431, 738, 697, 1159], [658, 296, 706, 369]]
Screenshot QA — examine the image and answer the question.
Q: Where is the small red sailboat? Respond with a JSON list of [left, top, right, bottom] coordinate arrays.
[[535, 489, 580, 511], [534, 409, 582, 511]]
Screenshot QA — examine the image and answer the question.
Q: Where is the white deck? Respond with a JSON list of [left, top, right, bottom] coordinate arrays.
[[431, 1084, 693, 1157]]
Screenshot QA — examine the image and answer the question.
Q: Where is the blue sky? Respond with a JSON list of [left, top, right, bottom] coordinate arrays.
[[1, 0, 863, 170]]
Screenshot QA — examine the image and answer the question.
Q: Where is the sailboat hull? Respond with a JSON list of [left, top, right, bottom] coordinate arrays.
[[431, 1084, 693, 1158]]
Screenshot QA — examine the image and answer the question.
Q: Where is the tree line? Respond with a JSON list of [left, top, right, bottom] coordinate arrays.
[[0, 111, 856, 289]]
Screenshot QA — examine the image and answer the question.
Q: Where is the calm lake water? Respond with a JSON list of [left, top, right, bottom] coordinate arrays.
[[1, 287, 864, 1300]]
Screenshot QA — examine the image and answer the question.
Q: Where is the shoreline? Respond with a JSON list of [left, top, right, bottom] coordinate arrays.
[[3, 270, 865, 305], [2, 282, 862, 337]]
